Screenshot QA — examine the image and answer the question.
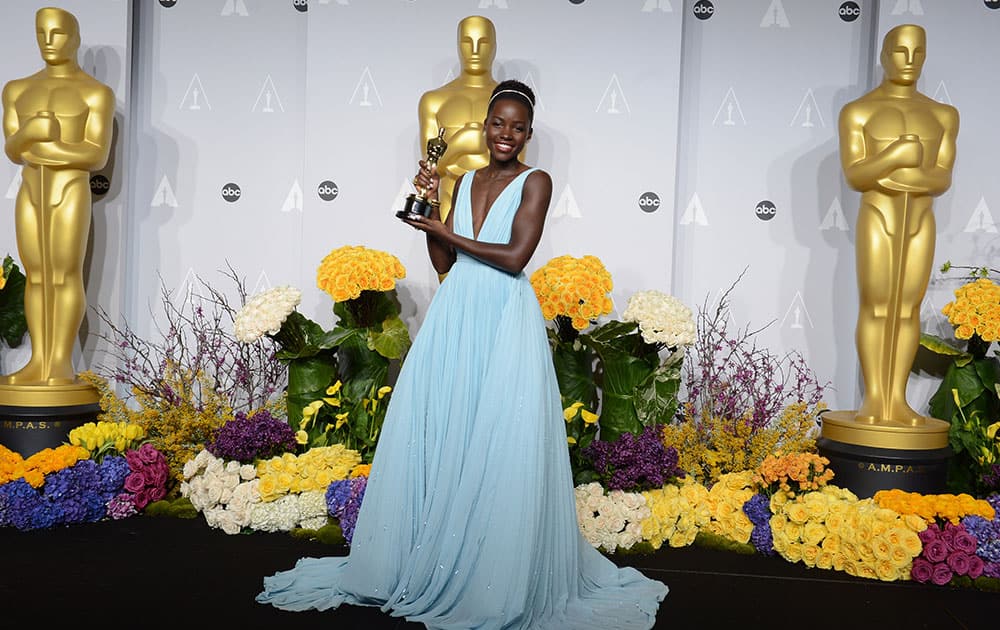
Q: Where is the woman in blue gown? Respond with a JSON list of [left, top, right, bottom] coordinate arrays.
[[257, 80, 668, 629]]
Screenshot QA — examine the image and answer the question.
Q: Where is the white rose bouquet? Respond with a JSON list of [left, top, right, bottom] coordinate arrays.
[[621, 290, 696, 351]]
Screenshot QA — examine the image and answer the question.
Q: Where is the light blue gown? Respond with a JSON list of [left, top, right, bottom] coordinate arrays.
[[257, 167, 668, 629]]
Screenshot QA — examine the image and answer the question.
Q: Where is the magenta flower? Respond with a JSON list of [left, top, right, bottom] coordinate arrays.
[[952, 529, 978, 555], [911, 558, 933, 583], [918, 525, 940, 545], [946, 551, 971, 575], [930, 562, 954, 586], [968, 555, 985, 580], [923, 539, 949, 563]]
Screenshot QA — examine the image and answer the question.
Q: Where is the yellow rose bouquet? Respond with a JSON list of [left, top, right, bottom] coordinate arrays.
[[920, 262, 1000, 495]]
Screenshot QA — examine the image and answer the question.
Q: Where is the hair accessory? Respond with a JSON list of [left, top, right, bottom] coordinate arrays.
[[489, 89, 534, 109]]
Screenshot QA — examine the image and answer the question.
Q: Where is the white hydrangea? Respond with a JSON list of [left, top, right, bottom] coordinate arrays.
[[233, 285, 302, 343], [574, 482, 650, 553], [621, 290, 696, 348]]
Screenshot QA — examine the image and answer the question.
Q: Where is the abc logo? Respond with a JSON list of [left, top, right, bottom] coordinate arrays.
[[568, 0, 586, 4], [317, 180, 339, 201], [693, 0, 715, 20], [89, 174, 110, 196], [638, 192, 660, 213], [221, 183, 242, 203], [158, 0, 177, 7], [755, 200, 777, 221], [292, 0, 308, 12], [986, 0, 1000, 9], [838, 2, 861, 21]]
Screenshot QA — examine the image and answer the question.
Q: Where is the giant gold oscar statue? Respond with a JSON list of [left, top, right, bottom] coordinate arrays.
[[416, 15, 498, 228], [819, 24, 956, 497], [0, 8, 114, 455]]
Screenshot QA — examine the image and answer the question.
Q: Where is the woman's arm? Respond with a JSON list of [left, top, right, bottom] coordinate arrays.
[[406, 169, 552, 275]]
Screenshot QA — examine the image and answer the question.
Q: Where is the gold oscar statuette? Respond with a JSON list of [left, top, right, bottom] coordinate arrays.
[[0, 7, 114, 454], [397, 127, 448, 221]]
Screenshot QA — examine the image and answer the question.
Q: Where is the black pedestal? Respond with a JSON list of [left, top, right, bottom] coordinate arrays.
[[0, 403, 101, 457], [396, 193, 432, 221], [817, 437, 952, 499]]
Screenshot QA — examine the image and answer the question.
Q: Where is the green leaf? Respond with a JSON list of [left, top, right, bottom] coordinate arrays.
[[369, 315, 411, 360], [0, 261, 28, 348], [551, 339, 598, 410], [634, 363, 682, 427], [919, 332, 969, 358], [337, 333, 389, 402]]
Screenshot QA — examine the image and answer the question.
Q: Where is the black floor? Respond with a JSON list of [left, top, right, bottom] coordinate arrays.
[[1, 514, 997, 629]]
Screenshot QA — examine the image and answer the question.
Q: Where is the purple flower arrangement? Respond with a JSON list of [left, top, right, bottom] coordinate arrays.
[[910, 521, 985, 585], [742, 493, 776, 556], [326, 475, 368, 544], [0, 456, 130, 530], [960, 493, 1000, 579], [0, 444, 171, 531], [205, 410, 298, 464], [581, 424, 684, 492]]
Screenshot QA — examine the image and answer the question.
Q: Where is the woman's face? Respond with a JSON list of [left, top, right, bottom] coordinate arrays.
[[484, 98, 532, 162]]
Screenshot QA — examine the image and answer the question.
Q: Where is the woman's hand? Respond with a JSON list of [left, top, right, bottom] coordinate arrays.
[[404, 213, 450, 240], [414, 159, 440, 199]]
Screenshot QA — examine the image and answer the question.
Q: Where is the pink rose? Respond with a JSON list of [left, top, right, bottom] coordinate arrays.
[[931, 562, 954, 586], [910, 558, 933, 583], [918, 525, 940, 545], [946, 551, 971, 576], [133, 487, 152, 510], [125, 449, 144, 470], [149, 486, 167, 503], [923, 539, 949, 563], [940, 526, 956, 548], [150, 465, 169, 487], [123, 471, 146, 493], [138, 442, 161, 465], [952, 530, 978, 555], [967, 555, 985, 580]]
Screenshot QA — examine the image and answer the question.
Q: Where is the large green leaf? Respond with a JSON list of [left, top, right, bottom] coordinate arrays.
[[919, 332, 969, 360], [369, 315, 411, 360], [285, 354, 338, 428], [634, 363, 682, 427], [598, 392, 642, 443], [337, 333, 390, 402], [0, 261, 27, 348], [550, 335, 598, 410]]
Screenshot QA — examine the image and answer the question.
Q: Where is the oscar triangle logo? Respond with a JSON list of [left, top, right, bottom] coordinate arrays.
[[963, 197, 997, 233], [281, 179, 303, 213], [819, 197, 849, 231], [679, 193, 709, 226], [552, 185, 582, 219], [151, 175, 178, 208]]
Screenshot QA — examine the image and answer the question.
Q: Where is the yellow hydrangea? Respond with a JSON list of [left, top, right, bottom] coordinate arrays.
[[529, 255, 614, 330], [316, 245, 406, 303]]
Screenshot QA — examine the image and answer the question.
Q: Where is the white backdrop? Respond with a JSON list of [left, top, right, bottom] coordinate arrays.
[[1, 0, 998, 415]]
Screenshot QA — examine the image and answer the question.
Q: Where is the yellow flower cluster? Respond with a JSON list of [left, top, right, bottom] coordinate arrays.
[[79, 369, 236, 493], [68, 421, 146, 456], [316, 245, 406, 304], [640, 478, 711, 549], [941, 277, 1000, 341], [256, 444, 361, 501], [704, 471, 757, 544], [0, 444, 89, 488], [872, 489, 996, 524], [755, 452, 834, 496], [770, 486, 925, 582], [350, 463, 372, 478], [529, 255, 614, 330], [662, 402, 821, 487]]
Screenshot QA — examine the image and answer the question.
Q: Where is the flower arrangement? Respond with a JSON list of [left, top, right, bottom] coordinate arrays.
[[621, 290, 696, 351], [68, 421, 146, 462], [249, 489, 329, 533], [662, 402, 821, 487], [581, 424, 684, 492], [574, 481, 650, 553], [872, 489, 995, 524], [255, 445, 360, 501], [180, 448, 260, 535], [911, 521, 985, 584], [962, 494, 1000, 579], [921, 262, 1000, 495], [0, 254, 28, 350], [0, 437, 171, 531], [564, 401, 601, 484], [704, 471, 757, 545], [755, 452, 835, 497], [233, 285, 303, 345], [205, 409, 298, 464], [326, 471, 368, 543], [530, 254, 614, 336], [640, 478, 711, 549], [317, 245, 406, 306]]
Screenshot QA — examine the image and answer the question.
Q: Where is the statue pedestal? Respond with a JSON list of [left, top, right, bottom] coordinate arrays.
[[818, 410, 951, 499], [0, 382, 100, 457]]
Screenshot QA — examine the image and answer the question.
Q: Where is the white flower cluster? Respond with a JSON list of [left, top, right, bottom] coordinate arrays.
[[621, 290, 696, 348], [248, 490, 329, 532], [574, 482, 650, 553], [233, 285, 302, 343], [180, 449, 260, 535]]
